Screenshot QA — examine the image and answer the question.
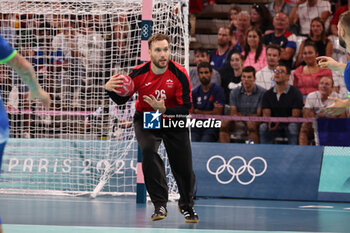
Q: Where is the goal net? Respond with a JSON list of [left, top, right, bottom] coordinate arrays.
[[0, 0, 188, 197]]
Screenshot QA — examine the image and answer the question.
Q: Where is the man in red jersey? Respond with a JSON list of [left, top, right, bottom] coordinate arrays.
[[105, 33, 198, 223]]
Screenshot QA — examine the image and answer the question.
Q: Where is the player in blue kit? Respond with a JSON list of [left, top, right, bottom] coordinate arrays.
[[0, 34, 51, 233], [316, 11, 350, 115]]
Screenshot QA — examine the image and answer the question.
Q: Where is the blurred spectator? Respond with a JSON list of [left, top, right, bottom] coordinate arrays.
[[263, 12, 297, 67], [299, 76, 346, 145], [210, 27, 231, 70], [48, 3, 64, 29], [295, 17, 333, 67], [219, 66, 265, 143], [293, 42, 332, 98], [232, 11, 251, 49], [111, 14, 139, 72], [289, 0, 331, 36], [250, 3, 273, 35], [332, 70, 348, 99], [86, 98, 136, 140], [0, 13, 18, 107], [51, 15, 82, 64], [32, 22, 55, 70], [0, 13, 16, 47], [330, 0, 350, 36], [191, 62, 225, 142], [242, 28, 267, 72], [51, 14, 86, 107], [228, 5, 242, 32], [75, 14, 105, 110], [219, 51, 243, 104], [33, 14, 46, 29], [14, 18, 55, 134], [18, 14, 36, 61], [190, 48, 221, 90], [32, 22, 60, 108], [205, 0, 216, 5], [260, 62, 304, 145], [256, 44, 281, 89], [76, 14, 105, 78], [266, 0, 294, 16], [189, 0, 203, 14], [228, 29, 243, 53]]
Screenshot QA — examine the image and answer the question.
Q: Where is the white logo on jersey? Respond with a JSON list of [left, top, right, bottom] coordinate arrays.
[[166, 79, 174, 88]]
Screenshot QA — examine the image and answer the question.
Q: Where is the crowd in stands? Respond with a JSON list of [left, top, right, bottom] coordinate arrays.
[[189, 0, 349, 145], [0, 9, 136, 138], [0, 11, 135, 108], [0, 0, 349, 144]]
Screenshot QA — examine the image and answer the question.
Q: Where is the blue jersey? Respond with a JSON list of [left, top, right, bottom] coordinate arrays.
[[345, 60, 350, 97], [0, 34, 17, 64], [0, 34, 13, 171], [210, 48, 230, 70], [192, 83, 225, 111]]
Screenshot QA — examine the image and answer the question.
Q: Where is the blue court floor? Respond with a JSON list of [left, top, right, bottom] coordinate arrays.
[[1, 195, 350, 233]]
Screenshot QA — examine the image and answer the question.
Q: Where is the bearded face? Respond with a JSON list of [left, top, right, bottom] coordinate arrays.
[[149, 40, 170, 69], [198, 67, 212, 86]]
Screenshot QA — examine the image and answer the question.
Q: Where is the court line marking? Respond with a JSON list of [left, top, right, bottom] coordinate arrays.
[[0, 196, 131, 204], [197, 204, 350, 213], [299, 205, 334, 208], [3, 224, 335, 233], [1, 196, 350, 213]]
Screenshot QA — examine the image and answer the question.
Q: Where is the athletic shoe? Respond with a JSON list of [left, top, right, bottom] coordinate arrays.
[[151, 206, 168, 221], [179, 207, 199, 223]]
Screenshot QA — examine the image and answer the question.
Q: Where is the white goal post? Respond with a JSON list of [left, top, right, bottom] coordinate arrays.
[[0, 0, 188, 198]]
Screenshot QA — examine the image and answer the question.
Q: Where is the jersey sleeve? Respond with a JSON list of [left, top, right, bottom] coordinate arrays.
[[174, 67, 192, 107], [0, 34, 17, 64], [164, 62, 192, 115]]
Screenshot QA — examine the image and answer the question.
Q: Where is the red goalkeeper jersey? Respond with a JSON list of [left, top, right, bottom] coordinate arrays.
[[129, 60, 192, 114]]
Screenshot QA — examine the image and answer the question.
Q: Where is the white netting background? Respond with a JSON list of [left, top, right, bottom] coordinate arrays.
[[0, 0, 188, 197]]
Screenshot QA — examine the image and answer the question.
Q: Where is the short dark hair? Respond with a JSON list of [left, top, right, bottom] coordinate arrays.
[[303, 41, 318, 54], [277, 61, 291, 74], [197, 62, 213, 73], [242, 66, 256, 77], [229, 5, 242, 13], [320, 76, 334, 87], [230, 51, 244, 61], [148, 33, 170, 49], [228, 5, 242, 18], [266, 44, 281, 55], [194, 48, 209, 56]]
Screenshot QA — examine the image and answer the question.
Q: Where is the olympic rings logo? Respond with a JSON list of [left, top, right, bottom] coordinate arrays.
[[142, 24, 150, 38], [206, 155, 267, 185]]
